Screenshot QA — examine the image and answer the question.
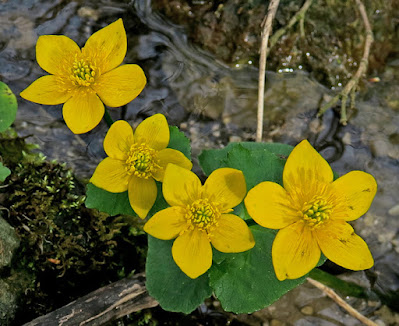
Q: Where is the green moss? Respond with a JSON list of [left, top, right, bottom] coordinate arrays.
[[0, 133, 147, 323]]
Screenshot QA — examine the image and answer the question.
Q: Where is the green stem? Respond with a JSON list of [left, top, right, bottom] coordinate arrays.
[[309, 268, 374, 300], [104, 107, 114, 128]]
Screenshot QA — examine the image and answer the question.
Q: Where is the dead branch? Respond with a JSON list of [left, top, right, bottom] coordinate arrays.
[[24, 273, 158, 326], [256, 0, 280, 142], [307, 277, 378, 326], [269, 0, 314, 50], [317, 0, 373, 125]]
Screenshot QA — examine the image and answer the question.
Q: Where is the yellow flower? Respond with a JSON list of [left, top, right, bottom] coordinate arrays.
[[144, 164, 255, 279], [90, 114, 192, 219], [245, 140, 377, 281], [20, 19, 146, 134]]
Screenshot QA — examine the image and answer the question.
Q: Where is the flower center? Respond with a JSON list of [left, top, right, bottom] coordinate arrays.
[[125, 143, 160, 179], [186, 199, 220, 231], [301, 196, 332, 228], [70, 58, 96, 87]]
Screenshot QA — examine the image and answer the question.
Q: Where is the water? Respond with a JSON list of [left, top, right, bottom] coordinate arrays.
[[1, 0, 398, 324]]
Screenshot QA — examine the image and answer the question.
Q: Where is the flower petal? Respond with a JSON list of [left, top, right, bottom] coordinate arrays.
[[163, 164, 202, 207], [90, 157, 129, 193], [272, 221, 321, 281], [144, 206, 188, 240], [20, 75, 72, 105], [330, 171, 377, 221], [245, 181, 301, 229], [315, 220, 374, 270], [209, 214, 255, 253], [104, 120, 134, 160], [203, 168, 246, 211], [83, 19, 127, 74], [152, 148, 192, 182], [283, 140, 333, 200], [93, 64, 146, 107], [128, 176, 157, 219], [134, 114, 170, 151], [36, 35, 80, 75], [62, 92, 104, 134], [172, 228, 212, 279]]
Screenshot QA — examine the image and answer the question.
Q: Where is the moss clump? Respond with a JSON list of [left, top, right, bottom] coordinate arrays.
[[0, 134, 147, 324]]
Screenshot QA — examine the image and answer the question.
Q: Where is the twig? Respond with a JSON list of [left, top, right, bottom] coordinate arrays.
[[318, 0, 373, 125], [256, 0, 280, 142], [307, 277, 378, 326], [24, 273, 158, 326], [269, 0, 314, 50]]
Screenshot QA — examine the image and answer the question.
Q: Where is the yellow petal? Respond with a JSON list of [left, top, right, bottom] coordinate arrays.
[[36, 35, 80, 75], [209, 214, 255, 253], [152, 148, 192, 182], [94, 64, 146, 107], [83, 19, 127, 74], [62, 92, 104, 134], [143, 206, 188, 240], [272, 221, 321, 281], [315, 220, 374, 270], [134, 114, 170, 151], [128, 176, 157, 219], [330, 171, 377, 221], [172, 228, 212, 279], [283, 140, 333, 200], [203, 168, 246, 211], [20, 75, 72, 105], [104, 120, 134, 160], [90, 157, 130, 193], [163, 164, 202, 207], [245, 181, 300, 229]]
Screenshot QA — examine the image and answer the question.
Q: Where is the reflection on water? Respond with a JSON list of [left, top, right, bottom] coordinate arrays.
[[1, 0, 398, 324]]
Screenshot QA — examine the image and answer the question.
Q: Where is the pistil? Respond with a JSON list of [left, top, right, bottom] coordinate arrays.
[[301, 196, 332, 228], [186, 199, 220, 231], [125, 143, 160, 179], [71, 58, 96, 87]]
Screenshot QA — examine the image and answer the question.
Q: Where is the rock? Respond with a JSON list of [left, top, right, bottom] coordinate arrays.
[[0, 279, 18, 325], [300, 305, 314, 315], [388, 204, 399, 216], [229, 135, 242, 142], [0, 216, 19, 268], [270, 319, 286, 326]]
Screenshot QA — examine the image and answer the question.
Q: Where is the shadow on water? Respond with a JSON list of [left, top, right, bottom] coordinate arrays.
[[0, 0, 399, 324]]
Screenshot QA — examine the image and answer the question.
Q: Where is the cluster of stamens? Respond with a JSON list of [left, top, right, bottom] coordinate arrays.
[[186, 199, 220, 231], [301, 196, 332, 228], [71, 58, 96, 87], [125, 143, 160, 179]]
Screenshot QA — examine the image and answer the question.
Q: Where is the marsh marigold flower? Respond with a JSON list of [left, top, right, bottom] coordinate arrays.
[[20, 19, 146, 134], [144, 164, 255, 279], [245, 140, 376, 281], [90, 114, 192, 218]]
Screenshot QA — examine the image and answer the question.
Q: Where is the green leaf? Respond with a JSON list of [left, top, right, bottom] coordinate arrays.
[[0, 82, 17, 132], [146, 235, 212, 313], [168, 126, 191, 160], [85, 183, 136, 216], [199, 142, 293, 177], [222, 144, 288, 188], [85, 182, 169, 217], [0, 162, 11, 182], [209, 226, 308, 313]]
